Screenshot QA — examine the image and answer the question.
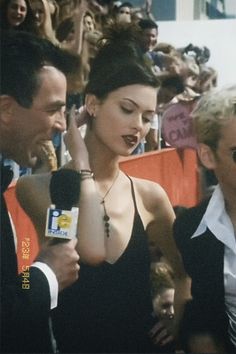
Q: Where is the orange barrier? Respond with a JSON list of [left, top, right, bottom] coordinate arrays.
[[4, 184, 39, 273], [4, 148, 199, 273], [120, 148, 200, 207]]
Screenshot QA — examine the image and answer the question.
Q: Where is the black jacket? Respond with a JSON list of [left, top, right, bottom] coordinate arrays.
[[1, 165, 53, 353], [173, 198, 235, 352]]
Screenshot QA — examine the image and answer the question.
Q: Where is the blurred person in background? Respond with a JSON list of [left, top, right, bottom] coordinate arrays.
[[149, 261, 176, 352], [115, 1, 132, 23], [0, 0, 37, 32], [138, 18, 164, 72], [29, 0, 59, 44], [83, 9, 96, 32], [151, 261, 175, 321]]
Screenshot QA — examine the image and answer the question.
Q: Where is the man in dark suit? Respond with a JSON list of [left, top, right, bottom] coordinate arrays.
[[173, 85, 236, 353], [0, 31, 80, 353]]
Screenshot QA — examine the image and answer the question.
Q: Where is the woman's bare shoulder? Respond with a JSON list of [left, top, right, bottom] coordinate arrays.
[[131, 176, 170, 206]]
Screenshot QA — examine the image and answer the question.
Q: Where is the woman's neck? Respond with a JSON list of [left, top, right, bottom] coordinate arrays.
[[84, 129, 120, 180]]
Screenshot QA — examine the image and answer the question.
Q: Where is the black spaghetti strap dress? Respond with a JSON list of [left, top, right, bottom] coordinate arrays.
[[52, 176, 156, 353]]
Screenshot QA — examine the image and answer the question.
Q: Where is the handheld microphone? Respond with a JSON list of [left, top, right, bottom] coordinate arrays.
[[45, 169, 81, 241]]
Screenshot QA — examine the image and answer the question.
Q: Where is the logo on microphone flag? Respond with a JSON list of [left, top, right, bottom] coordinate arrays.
[[45, 206, 79, 239]]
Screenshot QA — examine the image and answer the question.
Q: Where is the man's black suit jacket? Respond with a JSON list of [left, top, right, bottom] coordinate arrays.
[[173, 197, 235, 352], [1, 166, 53, 353]]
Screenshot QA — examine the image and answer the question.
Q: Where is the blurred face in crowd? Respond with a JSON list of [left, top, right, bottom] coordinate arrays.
[[83, 14, 95, 32], [141, 27, 158, 51], [117, 6, 131, 23], [0, 66, 67, 167], [118, 5, 131, 16], [198, 69, 217, 93], [185, 73, 199, 89], [30, 0, 45, 27], [152, 287, 175, 320], [167, 56, 185, 76], [7, 0, 27, 27]]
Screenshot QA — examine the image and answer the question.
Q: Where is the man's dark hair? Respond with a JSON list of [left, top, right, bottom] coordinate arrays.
[[118, 2, 133, 10], [1, 30, 80, 108], [138, 19, 158, 30]]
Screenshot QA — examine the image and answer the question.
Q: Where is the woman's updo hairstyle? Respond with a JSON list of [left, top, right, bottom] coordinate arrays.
[[85, 22, 160, 99]]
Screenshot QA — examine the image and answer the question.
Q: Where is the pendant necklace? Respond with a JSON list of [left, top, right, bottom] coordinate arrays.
[[99, 171, 120, 238]]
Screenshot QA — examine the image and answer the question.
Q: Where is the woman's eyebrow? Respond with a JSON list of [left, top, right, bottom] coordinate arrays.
[[122, 98, 155, 112]]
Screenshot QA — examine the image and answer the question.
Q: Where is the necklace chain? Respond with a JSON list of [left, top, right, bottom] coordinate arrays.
[[101, 171, 120, 201], [97, 171, 120, 238]]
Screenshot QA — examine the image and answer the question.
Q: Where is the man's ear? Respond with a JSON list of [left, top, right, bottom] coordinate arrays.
[[197, 143, 217, 170], [0, 95, 14, 125], [85, 94, 99, 117]]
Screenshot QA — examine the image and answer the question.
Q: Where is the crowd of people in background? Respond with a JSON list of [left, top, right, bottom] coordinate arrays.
[[2, 1, 235, 354], [1, 0, 218, 168]]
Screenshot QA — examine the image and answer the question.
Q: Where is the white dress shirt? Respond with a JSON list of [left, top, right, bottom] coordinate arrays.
[[9, 212, 58, 310], [31, 262, 58, 310], [191, 184, 236, 348]]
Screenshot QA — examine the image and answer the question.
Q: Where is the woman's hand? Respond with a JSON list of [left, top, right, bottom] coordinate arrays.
[[63, 105, 90, 170], [75, 105, 90, 128]]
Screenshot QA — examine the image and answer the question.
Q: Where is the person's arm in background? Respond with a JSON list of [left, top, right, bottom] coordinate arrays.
[[143, 0, 156, 21], [39, 0, 59, 45], [71, 0, 88, 56]]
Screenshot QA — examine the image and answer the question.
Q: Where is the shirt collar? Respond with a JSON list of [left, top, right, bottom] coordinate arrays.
[[1, 163, 14, 193], [191, 184, 236, 254]]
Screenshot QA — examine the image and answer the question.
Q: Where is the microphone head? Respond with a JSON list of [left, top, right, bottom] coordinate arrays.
[[49, 169, 81, 210]]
